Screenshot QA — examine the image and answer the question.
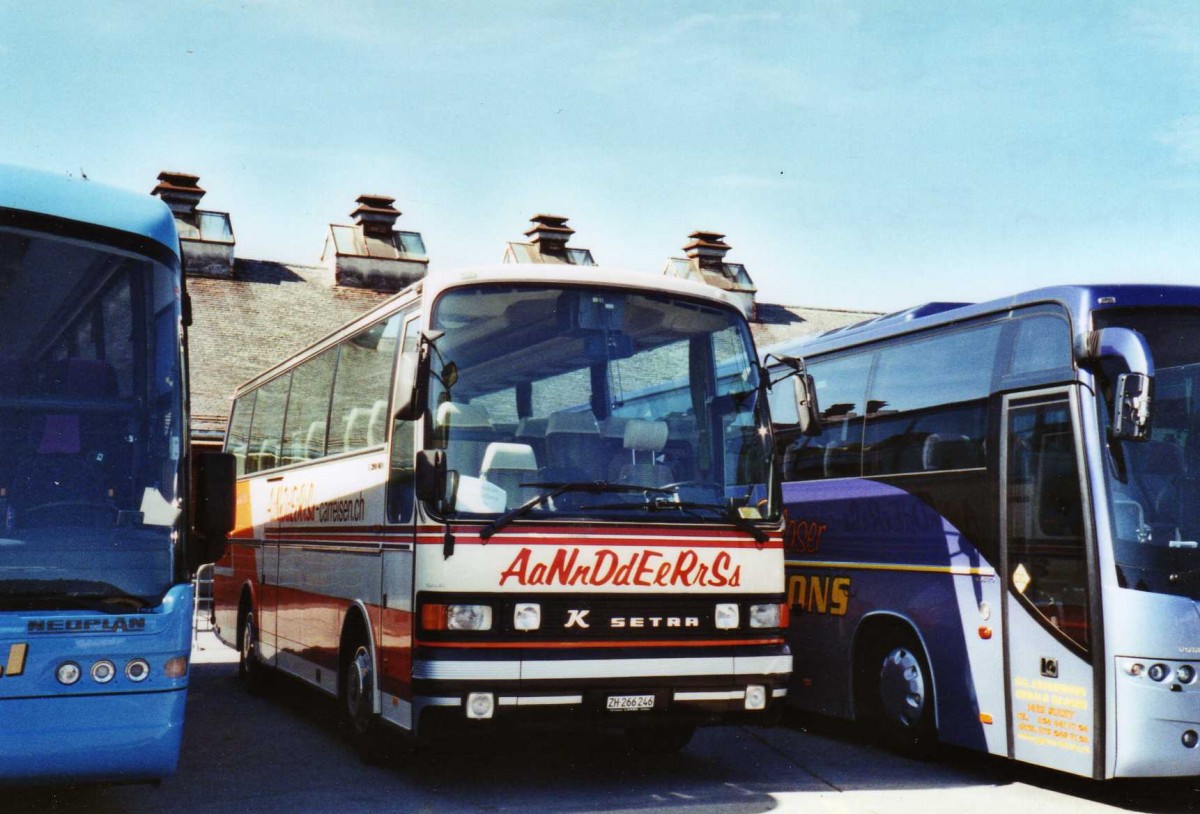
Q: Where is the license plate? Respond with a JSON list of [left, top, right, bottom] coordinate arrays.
[[607, 694, 655, 711]]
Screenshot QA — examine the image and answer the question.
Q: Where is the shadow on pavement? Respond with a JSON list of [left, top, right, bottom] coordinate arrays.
[[5, 661, 1197, 813]]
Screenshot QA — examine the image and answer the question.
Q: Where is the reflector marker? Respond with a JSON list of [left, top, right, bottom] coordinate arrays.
[[5, 643, 27, 677]]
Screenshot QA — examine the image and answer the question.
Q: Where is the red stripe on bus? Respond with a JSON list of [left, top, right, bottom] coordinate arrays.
[[413, 637, 785, 649]]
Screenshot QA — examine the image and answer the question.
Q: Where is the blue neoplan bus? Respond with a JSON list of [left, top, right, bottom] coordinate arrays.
[[0, 165, 196, 783]]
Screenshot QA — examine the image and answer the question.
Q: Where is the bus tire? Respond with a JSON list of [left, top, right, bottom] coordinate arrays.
[[339, 635, 385, 762], [860, 630, 935, 755], [238, 603, 267, 696], [624, 724, 695, 755]]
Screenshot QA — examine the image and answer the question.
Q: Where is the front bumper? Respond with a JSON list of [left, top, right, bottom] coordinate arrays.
[[412, 643, 791, 730], [0, 688, 187, 783]]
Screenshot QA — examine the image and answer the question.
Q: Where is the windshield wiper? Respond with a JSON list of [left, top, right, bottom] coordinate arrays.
[[667, 500, 768, 545], [478, 481, 672, 540], [580, 493, 769, 545]]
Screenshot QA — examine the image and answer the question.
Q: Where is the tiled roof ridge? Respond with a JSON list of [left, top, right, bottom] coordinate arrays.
[[765, 303, 882, 315]]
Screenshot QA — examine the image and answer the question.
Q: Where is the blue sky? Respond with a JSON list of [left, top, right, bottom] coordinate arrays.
[[2, 1, 1197, 312]]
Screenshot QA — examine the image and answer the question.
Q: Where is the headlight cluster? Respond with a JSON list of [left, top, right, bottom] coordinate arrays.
[[55, 656, 184, 686], [421, 603, 494, 631], [421, 600, 789, 632], [749, 602, 788, 629], [729, 602, 787, 633], [1121, 658, 1199, 687]]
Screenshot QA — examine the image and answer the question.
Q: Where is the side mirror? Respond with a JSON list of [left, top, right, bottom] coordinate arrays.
[[394, 351, 426, 421], [1113, 372, 1152, 441], [1080, 327, 1155, 442], [192, 452, 236, 566], [766, 354, 822, 438], [416, 449, 458, 513], [793, 372, 822, 437], [395, 330, 447, 422]]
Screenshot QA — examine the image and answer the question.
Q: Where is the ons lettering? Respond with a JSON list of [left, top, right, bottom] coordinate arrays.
[[788, 574, 850, 616], [498, 547, 742, 588]]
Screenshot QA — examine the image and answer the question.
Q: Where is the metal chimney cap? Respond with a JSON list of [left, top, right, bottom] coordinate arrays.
[[151, 171, 206, 199], [354, 193, 397, 209], [683, 230, 730, 252]]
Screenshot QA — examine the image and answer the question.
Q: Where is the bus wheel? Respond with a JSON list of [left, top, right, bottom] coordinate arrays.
[[340, 641, 384, 761], [868, 634, 935, 754], [239, 608, 267, 695], [624, 724, 695, 755]]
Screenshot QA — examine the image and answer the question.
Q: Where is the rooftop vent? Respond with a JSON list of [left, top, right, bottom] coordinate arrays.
[[350, 194, 401, 238], [322, 194, 428, 292], [663, 230, 756, 319], [684, 230, 732, 271], [503, 214, 596, 266], [151, 171, 234, 278]]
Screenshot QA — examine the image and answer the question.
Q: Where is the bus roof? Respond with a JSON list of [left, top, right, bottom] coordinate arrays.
[[766, 284, 1200, 360], [230, 263, 753, 396], [0, 164, 179, 257], [421, 263, 748, 311]]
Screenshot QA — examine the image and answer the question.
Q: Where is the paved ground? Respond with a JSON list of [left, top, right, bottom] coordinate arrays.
[[6, 633, 1199, 813]]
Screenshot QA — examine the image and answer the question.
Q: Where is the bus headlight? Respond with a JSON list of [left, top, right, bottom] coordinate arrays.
[[125, 659, 151, 682], [466, 692, 495, 719], [1177, 665, 1196, 684], [90, 660, 116, 684], [745, 684, 767, 710], [421, 603, 494, 631], [1148, 663, 1170, 682], [513, 603, 541, 631], [715, 603, 740, 630], [749, 603, 782, 628], [56, 662, 81, 685], [448, 604, 492, 631]]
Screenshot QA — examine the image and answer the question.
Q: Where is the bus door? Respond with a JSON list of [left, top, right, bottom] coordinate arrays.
[[380, 313, 420, 731], [260, 474, 282, 667], [1000, 388, 1099, 777]]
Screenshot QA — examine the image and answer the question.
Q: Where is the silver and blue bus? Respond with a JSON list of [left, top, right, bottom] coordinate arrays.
[[766, 285, 1200, 779], [0, 165, 231, 783]]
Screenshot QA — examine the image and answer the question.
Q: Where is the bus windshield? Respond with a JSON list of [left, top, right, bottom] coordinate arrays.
[[0, 224, 184, 609], [426, 284, 772, 523], [1096, 308, 1200, 601]]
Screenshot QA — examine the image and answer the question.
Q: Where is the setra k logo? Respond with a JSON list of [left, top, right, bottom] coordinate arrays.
[[564, 609, 591, 629]]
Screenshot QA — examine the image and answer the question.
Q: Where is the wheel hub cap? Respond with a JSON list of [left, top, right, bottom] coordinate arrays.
[[879, 646, 926, 728]]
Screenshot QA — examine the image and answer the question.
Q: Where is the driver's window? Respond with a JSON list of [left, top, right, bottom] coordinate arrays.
[[387, 317, 419, 524]]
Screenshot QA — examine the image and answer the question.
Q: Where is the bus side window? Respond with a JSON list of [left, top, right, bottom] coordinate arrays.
[[388, 324, 419, 524], [388, 418, 415, 523], [281, 347, 337, 464], [1005, 314, 1073, 380], [863, 324, 999, 476], [329, 314, 402, 456], [783, 353, 872, 481], [226, 391, 256, 477], [245, 374, 290, 474]]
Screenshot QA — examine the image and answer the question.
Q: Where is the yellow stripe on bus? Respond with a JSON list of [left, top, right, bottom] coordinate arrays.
[[785, 560, 996, 577]]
